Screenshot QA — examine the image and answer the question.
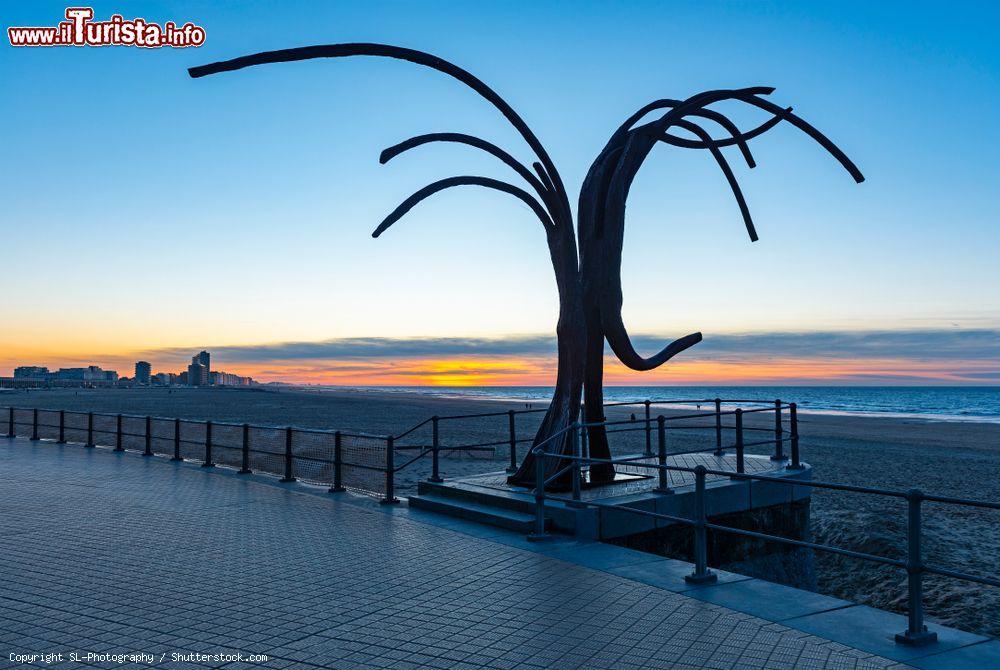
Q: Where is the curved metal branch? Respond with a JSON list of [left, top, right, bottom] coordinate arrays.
[[372, 176, 553, 238], [380, 133, 549, 204], [616, 94, 791, 167], [742, 95, 865, 183], [631, 102, 761, 167], [602, 328, 703, 372], [689, 108, 756, 166], [627, 88, 863, 184], [189, 43, 574, 224], [660, 108, 790, 153], [673, 118, 757, 241], [615, 88, 775, 137]]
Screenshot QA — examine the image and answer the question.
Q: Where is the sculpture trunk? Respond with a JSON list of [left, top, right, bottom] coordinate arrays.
[[578, 144, 625, 483], [507, 225, 586, 489]]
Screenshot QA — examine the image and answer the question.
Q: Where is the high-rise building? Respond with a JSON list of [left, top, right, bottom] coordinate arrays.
[[135, 361, 151, 385], [187, 362, 209, 387], [192, 351, 210, 372]]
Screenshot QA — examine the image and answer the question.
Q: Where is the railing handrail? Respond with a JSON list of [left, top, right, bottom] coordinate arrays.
[[529, 419, 999, 645], [6, 405, 391, 439], [2, 404, 396, 500], [539, 444, 1000, 510], [391, 397, 792, 440], [6, 396, 789, 444], [3, 397, 793, 503]]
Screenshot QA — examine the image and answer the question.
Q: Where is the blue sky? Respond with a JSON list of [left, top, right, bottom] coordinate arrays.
[[2, 1, 998, 383]]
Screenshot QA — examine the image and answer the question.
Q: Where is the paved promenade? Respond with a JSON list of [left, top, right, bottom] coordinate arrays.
[[0, 439, 933, 669]]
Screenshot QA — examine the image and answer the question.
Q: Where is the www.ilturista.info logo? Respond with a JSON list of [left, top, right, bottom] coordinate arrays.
[[8, 7, 206, 48]]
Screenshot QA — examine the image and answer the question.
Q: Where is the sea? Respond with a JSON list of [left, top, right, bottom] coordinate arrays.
[[343, 386, 1000, 423]]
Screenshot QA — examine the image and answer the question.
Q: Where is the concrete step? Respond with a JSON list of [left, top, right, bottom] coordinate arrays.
[[417, 479, 537, 515], [408, 493, 549, 534]]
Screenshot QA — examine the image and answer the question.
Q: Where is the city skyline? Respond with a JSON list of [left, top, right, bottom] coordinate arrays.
[[4, 349, 254, 388], [3, 2, 999, 386]]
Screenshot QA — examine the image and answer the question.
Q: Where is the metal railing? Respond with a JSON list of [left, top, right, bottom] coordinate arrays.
[[528, 417, 999, 647], [4, 398, 793, 502], [3, 406, 394, 500], [390, 398, 794, 481]]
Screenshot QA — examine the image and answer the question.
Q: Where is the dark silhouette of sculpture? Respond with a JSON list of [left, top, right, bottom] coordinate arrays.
[[190, 44, 863, 489]]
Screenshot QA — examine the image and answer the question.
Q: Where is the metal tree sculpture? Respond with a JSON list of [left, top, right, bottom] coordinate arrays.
[[190, 44, 863, 489]]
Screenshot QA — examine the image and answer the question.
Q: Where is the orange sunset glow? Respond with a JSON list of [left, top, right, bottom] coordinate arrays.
[[240, 357, 997, 386]]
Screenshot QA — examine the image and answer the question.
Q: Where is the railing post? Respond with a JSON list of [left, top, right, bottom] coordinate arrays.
[[656, 415, 671, 493], [6, 407, 14, 438], [685, 466, 717, 584], [896, 489, 937, 646], [202, 420, 215, 468], [143, 416, 152, 456], [381, 435, 398, 504], [787, 403, 803, 470], [507, 410, 517, 473], [771, 399, 786, 461], [330, 431, 346, 492], [644, 399, 652, 456], [734, 408, 744, 475], [279, 426, 295, 481], [85, 412, 95, 448], [714, 398, 722, 456], [581, 415, 589, 461], [528, 448, 549, 540], [570, 422, 583, 507], [429, 416, 443, 483], [238, 423, 252, 473], [57, 410, 66, 444], [171, 418, 182, 461], [31, 408, 39, 441], [115, 414, 124, 451]]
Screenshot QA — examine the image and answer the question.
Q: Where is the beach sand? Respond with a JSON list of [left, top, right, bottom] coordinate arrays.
[[4, 386, 998, 636]]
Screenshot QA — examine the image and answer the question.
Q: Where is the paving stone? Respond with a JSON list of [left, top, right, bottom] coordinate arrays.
[[0, 438, 913, 669]]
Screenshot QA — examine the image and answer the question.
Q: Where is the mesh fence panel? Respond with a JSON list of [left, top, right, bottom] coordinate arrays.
[[150, 418, 176, 457], [120, 415, 146, 451], [63, 411, 90, 444], [289, 429, 336, 484], [341, 433, 388, 497], [36, 410, 61, 441], [209, 423, 244, 470], [179, 421, 207, 462], [91, 414, 118, 447], [13, 408, 33, 434], [248, 426, 286, 476]]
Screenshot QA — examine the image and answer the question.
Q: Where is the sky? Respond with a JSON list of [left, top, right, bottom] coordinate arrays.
[[2, 1, 998, 386]]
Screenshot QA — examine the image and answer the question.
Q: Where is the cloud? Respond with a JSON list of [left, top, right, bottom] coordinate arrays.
[[145, 335, 558, 364], [142, 329, 1000, 364], [685, 329, 1000, 361]]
